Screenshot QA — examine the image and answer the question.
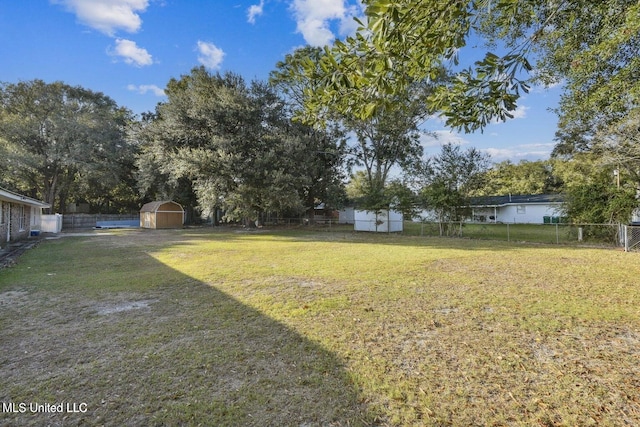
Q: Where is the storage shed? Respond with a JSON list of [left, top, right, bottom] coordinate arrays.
[[140, 201, 184, 229], [354, 209, 403, 233]]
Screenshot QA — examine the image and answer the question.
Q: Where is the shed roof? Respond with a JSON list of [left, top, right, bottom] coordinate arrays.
[[0, 186, 50, 208], [469, 194, 564, 207], [140, 200, 184, 213]]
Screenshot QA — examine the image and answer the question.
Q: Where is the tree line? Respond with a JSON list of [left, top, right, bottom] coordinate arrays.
[[1, 0, 638, 226], [0, 72, 347, 225]]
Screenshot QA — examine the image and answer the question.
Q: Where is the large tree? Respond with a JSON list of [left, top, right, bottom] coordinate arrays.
[[552, 153, 638, 225], [272, 46, 435, 211], [289, 0, 638, 139], [136, 67, 345, 224], [483, 0, 640, 156], [0, 79, 136, 212], [591, 109, 640, 193], [475, 160, 561, 197]]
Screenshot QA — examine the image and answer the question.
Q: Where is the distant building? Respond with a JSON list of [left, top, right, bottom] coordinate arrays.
[[468, 194, 565, 224], [414, 194, 566, 224]]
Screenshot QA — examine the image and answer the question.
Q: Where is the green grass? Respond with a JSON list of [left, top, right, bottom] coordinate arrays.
[[1, 228, 639, 426], [402, 221, 620, 246]]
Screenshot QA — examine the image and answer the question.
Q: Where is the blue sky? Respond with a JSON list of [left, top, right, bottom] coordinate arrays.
[[0, 0, 562, 163]]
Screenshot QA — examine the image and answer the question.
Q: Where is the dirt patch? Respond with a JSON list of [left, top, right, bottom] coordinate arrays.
[[94, 299, 158, 315], [0, 289, 30, 305]]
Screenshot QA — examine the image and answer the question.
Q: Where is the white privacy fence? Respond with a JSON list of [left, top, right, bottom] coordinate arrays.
[[40, 214, 63, 233]]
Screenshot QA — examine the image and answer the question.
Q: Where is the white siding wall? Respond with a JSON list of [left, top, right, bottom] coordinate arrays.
[[498, 203, 563, 224]]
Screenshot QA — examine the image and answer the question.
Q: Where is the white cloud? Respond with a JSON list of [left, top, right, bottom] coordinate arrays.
[[111, 38, 153, 66], [290, 0, 362, 46], [420, 130, 471, 149], [247, 0, 265, 24], [53, 0, 149, 36], [511, 105, 529, 119], [197, 41, 225, 70], [482, 143, 555, 162], [491, 105, 529, 124], [127, 84, 165, 96]]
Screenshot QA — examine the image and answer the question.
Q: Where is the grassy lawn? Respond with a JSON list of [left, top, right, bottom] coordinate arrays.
[[402, 221, 620, 246], [1, 228, 639, 426]]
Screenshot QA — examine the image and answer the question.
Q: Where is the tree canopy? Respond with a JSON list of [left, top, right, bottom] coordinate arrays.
[[2, 1, 638, 222], [474, 160, 561, 197], [0, 79, 136, 212], [272, 46, 437, 211], [135, 67, 346, 224], [289, 0, 638, 139]]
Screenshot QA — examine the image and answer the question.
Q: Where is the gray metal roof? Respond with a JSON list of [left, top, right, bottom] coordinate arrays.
[[469, 194, 564, 207]]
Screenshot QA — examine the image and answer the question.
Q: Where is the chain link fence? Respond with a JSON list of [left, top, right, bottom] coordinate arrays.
[[622, 225, 640, 252], [275, 219, 630, 248], [402, 222, 626, 247], [193, 217, 640, 250]]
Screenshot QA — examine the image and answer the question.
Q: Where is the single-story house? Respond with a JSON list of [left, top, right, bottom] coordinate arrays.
[[413, 194, 565, 225], [140, 201, 185, 229], [469, 194, 565, 224], [0, 187, 50, 249]]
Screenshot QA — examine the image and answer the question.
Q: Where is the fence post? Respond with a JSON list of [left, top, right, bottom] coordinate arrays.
[[624, 225, 629, 252]]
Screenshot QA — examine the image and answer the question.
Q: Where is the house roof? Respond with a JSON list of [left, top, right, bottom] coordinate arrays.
[[0, 187, 50, 208], [140, 200, 184, 213], [469, 194, 564, 207]]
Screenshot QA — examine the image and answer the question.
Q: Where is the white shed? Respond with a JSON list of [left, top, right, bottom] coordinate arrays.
[[354, 209, 403, 232]]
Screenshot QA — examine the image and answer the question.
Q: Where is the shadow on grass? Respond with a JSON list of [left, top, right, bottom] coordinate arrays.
[[0, 238, 376, 426]]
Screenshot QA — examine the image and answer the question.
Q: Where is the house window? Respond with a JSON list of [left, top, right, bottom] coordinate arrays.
[[517, 205, 526, 214], [18, 205, 27, 230]]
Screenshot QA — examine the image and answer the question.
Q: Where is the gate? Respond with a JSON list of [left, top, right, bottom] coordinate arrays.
[[623, 225, 640, 252]]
